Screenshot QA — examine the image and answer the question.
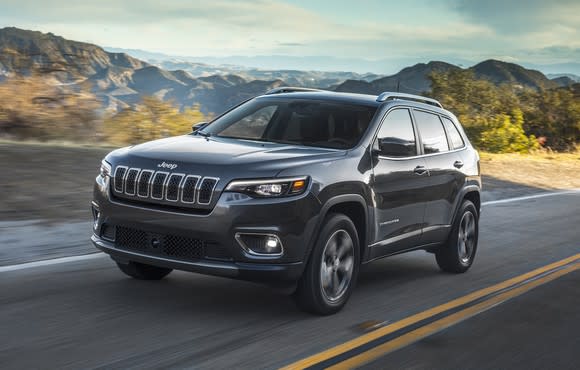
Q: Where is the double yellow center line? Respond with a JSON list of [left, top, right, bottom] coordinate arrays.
[[282, 253, 580, 370]]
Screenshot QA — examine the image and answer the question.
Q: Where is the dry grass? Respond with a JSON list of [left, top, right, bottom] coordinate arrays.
[[480, 152, 580, 190]]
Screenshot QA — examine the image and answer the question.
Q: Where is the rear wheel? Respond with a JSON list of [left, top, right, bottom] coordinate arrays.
[[294, 213, 360, 315], [436, 199, 479, 273], [116, 261, 173, 280]]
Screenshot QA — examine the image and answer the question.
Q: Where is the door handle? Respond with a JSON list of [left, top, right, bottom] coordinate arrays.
[[453, 160, 464, 169], [414, 166, 428, 175]]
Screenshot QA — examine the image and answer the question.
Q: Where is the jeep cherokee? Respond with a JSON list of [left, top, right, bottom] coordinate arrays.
[[91, 88, 481, 315]]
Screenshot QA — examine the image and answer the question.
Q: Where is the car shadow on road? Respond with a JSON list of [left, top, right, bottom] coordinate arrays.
[[90, 251, 441, 318], [481, 175, 551, 202]]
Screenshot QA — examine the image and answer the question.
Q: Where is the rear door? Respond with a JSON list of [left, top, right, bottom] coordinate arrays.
[[370, 108, 430, 258], [412, 110, 466, 245]]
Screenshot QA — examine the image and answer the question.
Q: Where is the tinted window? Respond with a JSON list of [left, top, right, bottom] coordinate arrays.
[[376, 109, 417, 157], [414, 110, 450, 154], [204, 98, 377, 149], [220, 105, 277, 139], [441, 117, 465, 149]]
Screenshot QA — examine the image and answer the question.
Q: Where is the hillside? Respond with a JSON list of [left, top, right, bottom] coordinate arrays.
[[0, 27, 572, 116], [470, 59, 557, 90], [334, 59, 559, 94], [335, 61, 458, 94]]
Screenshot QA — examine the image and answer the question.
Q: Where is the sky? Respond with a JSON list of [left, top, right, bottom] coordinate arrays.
[[1, 0, 579, 73]]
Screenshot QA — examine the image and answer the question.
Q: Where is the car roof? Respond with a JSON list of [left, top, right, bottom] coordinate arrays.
[[257, 91, 381, 107], [256, 90, 454, 117]]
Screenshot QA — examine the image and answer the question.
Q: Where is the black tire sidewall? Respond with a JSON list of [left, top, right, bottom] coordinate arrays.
[[296, 213, 360, 314], [437, 200, 479, 273]]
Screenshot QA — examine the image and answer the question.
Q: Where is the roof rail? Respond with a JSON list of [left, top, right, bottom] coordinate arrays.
[[265, 87, 323, 95], [376, 92, 443, 108]]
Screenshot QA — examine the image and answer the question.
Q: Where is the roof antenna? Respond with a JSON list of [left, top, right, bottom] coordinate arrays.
[[396, 80, 400, 92]]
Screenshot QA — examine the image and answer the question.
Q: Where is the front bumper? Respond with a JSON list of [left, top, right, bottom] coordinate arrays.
[[92, 177, 321, 282], [92, 235, 304, 282]]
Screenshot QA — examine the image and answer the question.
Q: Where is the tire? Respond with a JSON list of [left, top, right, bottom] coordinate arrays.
[[436, 199, 479, 273], [116, 261, 173, 280], [294, 213, 360, 315]]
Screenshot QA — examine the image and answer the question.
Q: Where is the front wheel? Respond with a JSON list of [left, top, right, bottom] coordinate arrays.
[[294, 213, 360, 315], [436, 199, 479, 273]]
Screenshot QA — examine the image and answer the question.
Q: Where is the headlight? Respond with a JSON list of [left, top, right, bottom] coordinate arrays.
[[99, 160, 112, 179], [224, 176, 309, 198]]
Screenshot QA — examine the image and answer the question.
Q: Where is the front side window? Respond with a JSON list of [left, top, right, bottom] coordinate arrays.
[[414, 110, 450, 154], [203, 98, 377, 149], [376, 109, 417, 157]]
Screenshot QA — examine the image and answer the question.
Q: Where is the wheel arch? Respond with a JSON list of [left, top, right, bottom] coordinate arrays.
[[451, 185, 481, 226], [307, 194, 371, 264]]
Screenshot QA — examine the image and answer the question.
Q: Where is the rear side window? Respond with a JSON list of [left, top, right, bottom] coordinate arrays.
[[376, 109, 417, 157], [413, 110, 450, 154], [441, 117, 465, 149]]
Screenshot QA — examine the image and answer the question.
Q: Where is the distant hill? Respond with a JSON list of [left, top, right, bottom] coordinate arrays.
[[0, 27, 572, 115], [334, 59, 559, 94], [547, 73, 580, 82], [470, 59, 557, 90], [334, 61, 458, 94], [551, 76, 576, 87], [0, 27, 145, 80]]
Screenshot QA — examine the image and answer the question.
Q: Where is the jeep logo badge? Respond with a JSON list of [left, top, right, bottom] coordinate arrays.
[[157, 161, 178, 170]]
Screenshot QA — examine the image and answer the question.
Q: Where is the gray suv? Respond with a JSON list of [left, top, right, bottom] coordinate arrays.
[[92, 88, 481, 314]]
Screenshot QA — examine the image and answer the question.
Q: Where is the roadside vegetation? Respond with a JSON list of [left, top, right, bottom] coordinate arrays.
[[429, 70, 579, 153], [0, 72, 578, 152]]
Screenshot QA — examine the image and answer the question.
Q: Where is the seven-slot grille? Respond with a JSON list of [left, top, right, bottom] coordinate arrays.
[[112, 166, 219, 207]]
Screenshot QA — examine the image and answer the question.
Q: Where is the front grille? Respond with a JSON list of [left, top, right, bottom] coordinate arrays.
[[151, 172, 168, 199], [181, 175, 200, 203], [115, 226, 205, 261], [166, 174, 184, 201], [125, 168, 139, 195], [198, 178, 218, 204], [114, 166, 127, 192], [112, 165, 219, 208], [137, 170, 153, 197]]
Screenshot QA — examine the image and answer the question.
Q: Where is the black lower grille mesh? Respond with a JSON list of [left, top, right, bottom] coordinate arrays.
[[115, 226, 205, 261], [115, 226, 148, 251]]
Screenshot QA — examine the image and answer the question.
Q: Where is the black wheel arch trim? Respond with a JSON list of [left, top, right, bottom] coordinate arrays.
[[450, 185, 481, 226], [304, 193, 372, 264]]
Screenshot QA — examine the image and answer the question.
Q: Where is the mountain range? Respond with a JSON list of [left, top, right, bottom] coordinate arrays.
[[0, 27, 575, 115]]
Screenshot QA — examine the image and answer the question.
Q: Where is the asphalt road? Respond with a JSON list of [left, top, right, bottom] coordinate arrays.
[[1, 192, 579, 369]]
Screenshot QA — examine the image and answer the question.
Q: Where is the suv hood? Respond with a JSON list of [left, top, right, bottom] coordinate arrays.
[[107, 135, 346, 175]]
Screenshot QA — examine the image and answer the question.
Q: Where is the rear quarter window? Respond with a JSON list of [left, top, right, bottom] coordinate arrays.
[[441, 116, 465, 149]]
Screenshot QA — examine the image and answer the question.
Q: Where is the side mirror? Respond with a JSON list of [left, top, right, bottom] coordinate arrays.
[[374, 137, 416, 157], [191, 121, 209, 133]]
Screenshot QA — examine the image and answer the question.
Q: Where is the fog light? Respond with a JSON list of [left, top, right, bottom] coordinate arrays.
[[235, 233, 284, 257], [91, 205, 100, 231]]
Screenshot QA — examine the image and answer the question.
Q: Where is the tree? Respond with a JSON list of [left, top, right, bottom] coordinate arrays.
[[103, 96, 208, 145], [0, 75, 100, 141]]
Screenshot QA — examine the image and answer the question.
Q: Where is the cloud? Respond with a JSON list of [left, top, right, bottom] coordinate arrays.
[[450, 0, 580, 39], [0, 0, 578, 67]]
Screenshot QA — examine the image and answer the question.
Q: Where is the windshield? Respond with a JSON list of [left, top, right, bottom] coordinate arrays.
[[202, 98, 377, 149]]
